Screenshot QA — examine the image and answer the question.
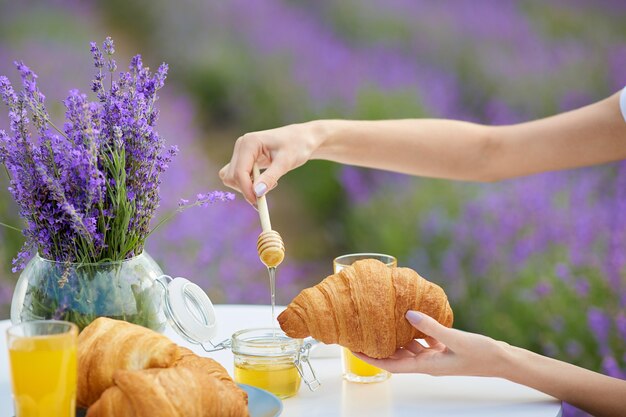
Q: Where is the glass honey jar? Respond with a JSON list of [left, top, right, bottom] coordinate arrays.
[[231, 328, 319, 399], [155, 276, 320, 399]]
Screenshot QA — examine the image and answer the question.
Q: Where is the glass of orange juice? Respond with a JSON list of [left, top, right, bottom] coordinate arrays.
[[333, 253, 396, 383], [6, 320, 78, 417]]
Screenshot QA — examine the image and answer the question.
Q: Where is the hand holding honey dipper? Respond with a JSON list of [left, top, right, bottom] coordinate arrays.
[[252, 164, 284, 326], [253, 164, 285, 269]]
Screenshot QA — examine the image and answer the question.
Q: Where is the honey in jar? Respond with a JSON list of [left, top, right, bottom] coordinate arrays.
[[231, 328, 318, 399], [235, 360, 301, 398]]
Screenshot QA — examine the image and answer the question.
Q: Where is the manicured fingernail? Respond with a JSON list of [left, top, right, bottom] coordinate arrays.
[[406, 310, 424, 324], [254, 182, 267, 197]]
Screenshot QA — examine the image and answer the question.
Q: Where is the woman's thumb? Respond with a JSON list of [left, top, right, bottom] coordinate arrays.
[[405, 310, 452, 344]]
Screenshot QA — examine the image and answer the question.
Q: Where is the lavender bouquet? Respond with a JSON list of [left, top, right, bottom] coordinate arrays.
[[0, 38, 233, 330]]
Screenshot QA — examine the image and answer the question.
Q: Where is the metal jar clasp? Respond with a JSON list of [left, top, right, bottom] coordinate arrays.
[[294, 341, 321, 391]]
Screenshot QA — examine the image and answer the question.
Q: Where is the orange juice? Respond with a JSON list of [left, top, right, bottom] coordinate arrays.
[[342, 348, 384, 377], [9, 331, 77, 417], [334, 253, 395, 383]]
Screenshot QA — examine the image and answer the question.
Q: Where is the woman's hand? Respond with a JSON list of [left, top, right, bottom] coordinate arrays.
[[354, 310, 511, 378], [359, 310, 626, 417], [219, 122, 323, 205]]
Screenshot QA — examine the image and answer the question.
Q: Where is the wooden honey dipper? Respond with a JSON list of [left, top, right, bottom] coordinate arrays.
[[253, 164, 285, 268]]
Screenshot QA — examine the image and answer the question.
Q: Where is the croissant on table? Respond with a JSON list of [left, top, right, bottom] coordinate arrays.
[[77, 317, 179, 408], [78, 317, 249, 417], [86, 366, 247, 417], [278, 258, 454, 359], [173, 347, 248, 405]]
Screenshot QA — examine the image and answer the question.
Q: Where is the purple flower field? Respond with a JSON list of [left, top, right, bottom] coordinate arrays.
[[1, 1, 625, 415], [0, 1, 307, 314]]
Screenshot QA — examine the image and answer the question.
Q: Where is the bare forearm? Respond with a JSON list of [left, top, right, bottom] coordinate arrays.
[[501, 345, 626, 417], [491, 92, 626, 179], [309, 92, 626, 182], [311, 119, 494, 181]]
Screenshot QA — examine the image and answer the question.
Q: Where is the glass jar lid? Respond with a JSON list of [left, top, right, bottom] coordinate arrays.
[[157, 275, 217, 344]]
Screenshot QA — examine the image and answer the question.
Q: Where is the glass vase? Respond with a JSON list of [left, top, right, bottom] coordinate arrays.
[[10, 251, 166, 332]]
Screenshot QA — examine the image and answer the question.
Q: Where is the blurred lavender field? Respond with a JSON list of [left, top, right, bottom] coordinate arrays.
[[1, 1, 626, 415], [0, 0, 307, 313]]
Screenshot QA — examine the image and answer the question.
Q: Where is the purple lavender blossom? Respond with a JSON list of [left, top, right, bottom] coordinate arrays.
[[574, 279, 590, 298], [587, 308, 612, 351], [534, 282, 553, 299], [554, 263, 571, 283], [0, 38, 232, 267], [565, 341, 583, 359], [616, 313, 626, 342], [602, 355, 625, 379]]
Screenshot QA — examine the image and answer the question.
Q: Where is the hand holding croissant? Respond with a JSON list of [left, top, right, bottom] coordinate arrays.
[[278, 259, 454, 358]]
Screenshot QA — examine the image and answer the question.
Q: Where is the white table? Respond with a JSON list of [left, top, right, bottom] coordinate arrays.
[[0, 305, 562, 417]]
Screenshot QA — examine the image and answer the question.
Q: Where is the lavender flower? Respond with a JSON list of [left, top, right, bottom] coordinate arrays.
[[588, 308, 611, 349], [534, 282, 553, 299], [0, 38, 232, 267]]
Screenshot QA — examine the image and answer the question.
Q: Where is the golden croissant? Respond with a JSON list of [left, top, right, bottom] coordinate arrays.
[[278, 258, 454, 358], [173, 347, 248, 406], [87, 366, 249, 417], [77, 317, 179, 407], [78, 318, 249, 417]]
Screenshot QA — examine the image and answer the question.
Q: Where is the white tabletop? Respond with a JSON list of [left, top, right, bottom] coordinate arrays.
[[0, 305, 562, 417]]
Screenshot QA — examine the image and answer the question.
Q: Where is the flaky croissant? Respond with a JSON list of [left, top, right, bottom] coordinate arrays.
[[86, 366, 249, 417], [173, 347, 248, 406], [77, 317, 178, 407], [278, 258, 454, 358]]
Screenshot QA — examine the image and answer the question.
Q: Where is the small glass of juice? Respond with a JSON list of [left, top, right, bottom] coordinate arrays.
[[232, 328, 319, 399], [6, 320, 78, 417], [334, 253, 395, 383]]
